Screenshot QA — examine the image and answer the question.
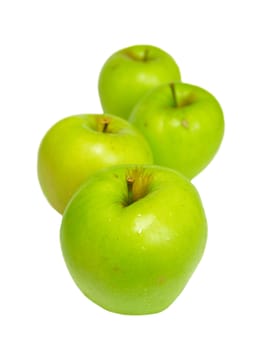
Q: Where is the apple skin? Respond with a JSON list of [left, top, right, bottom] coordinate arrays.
[[98, 44, 181, 120], [129, 82, 224, 179], [60, 164, 207, 315], [37, 114, 153, 214]]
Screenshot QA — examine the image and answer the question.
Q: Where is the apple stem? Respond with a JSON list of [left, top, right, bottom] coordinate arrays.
[[125, 168, 152, 206], [169, 83, 178, 107], [101, 118, 109, 133], [143, 48, 149, 62], [126, 176, 135, 205]]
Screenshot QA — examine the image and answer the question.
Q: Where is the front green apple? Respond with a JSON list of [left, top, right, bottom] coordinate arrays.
[[60, 164, 207, 315], [98, 44, 181, 119], [129, 82, 225, 179], [37, 114, 153, 214]]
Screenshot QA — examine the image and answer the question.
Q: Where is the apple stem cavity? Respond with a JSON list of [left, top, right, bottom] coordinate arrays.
[[169, 83, 196, 109], [125, 168, 152, 206], [123, 48, 150, 62]]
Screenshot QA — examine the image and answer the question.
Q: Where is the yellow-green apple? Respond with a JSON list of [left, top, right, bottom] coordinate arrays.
[[129, 82, 224, 179], [98, 44, 181, 120], [60, 164, 207, 315], [37, 114, 153, 214]]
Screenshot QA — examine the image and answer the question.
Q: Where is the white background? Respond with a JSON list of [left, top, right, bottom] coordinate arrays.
[[1, 0, 258, 349]]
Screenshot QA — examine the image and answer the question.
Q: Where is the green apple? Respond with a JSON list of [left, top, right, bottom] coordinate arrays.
[[98, 44, 181, 120], [37, 114, 153, 214], [129, 82, 224, 179], [60, 164, 207, 315]]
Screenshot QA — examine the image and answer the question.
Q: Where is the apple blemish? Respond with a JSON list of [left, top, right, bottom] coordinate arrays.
[[181, 119, 189, 129]]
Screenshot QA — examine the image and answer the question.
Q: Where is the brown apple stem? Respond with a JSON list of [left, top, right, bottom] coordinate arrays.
[[126, 176, 135, 205], [170, 82, 178, 107], [125, 168, 152, 206], [101, 119, 109, 133]]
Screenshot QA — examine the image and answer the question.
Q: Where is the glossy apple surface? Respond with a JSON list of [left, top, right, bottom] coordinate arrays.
[[129, 82, 224, 179], [98, 44, 181, 119], [37, 114, 153, 214], [60, 164, 207, 315]]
